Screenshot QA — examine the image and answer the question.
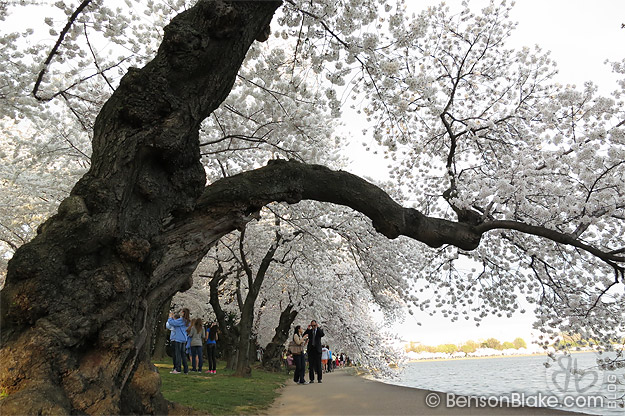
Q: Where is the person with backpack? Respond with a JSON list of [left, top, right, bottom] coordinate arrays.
[[205, 322, 218, 374]]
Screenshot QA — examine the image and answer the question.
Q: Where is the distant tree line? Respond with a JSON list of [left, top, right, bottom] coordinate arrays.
[[406, 337, 527, 354]]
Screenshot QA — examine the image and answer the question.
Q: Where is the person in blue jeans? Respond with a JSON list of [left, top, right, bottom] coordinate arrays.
[[187, 318, 206, 372], [205, 322, 218, 374], [292, 325, 308, 384], [167, 308, 190, 374], [327, 347, 333, 372]]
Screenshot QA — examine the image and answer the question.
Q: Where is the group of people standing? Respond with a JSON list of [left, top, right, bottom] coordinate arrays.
[[166, 308, 219, 375], [291, 320, 328, 384]]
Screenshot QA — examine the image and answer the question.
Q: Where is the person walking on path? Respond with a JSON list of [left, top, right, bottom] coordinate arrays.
[[167, 308, 190, 374], [303, 320, 324, 383], [187, 318, 206, 372], [205, 322, 218, 374], [291, 325, 309, 384], [327, 346, 333, 372]]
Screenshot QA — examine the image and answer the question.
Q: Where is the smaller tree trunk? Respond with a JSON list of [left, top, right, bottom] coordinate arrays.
[[221, 317, 239, 370], [207, 268, 239, 367], [233, 305, 254, 377], [231, 225, 283, 377], [262, 304, 298, 372]]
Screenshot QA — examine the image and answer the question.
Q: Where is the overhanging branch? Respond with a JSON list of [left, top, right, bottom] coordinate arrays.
[[195, 159, 623, 277], [198, 159, 481, 250]]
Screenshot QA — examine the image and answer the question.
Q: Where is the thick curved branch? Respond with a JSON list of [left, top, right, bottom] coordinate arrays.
[[196, 159, 622, 274], [152, 159, 622, 313], [198, 159, 482, 251]]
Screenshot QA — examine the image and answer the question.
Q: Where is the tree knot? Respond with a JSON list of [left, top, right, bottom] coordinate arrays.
[[116, 237, 151, 263]]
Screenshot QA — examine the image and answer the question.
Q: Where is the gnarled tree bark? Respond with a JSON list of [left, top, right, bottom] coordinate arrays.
[[0, 1, 281, 414], [151, 298, 172, 361]]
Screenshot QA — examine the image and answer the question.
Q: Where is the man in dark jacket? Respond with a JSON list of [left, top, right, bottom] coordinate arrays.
[[303, 320, 325, 383]]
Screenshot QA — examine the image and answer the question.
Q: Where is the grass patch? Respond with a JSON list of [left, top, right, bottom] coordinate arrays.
[[154, 360, 289, 415]]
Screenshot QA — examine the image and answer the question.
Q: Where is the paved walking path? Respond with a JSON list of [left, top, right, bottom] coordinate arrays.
[[265, 368, 585, 415]]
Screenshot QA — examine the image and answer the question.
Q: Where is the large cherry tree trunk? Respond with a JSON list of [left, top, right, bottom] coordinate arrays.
[[0, 1, 281, 414]]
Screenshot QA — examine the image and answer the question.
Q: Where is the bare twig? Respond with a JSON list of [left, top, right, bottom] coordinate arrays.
[[32, 0, 94, 100]]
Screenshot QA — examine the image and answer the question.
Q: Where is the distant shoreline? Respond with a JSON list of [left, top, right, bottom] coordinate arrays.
[[406, 349, 596, 363]]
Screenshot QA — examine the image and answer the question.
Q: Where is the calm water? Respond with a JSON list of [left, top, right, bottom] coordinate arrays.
[[382, 353, 624, 415]]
